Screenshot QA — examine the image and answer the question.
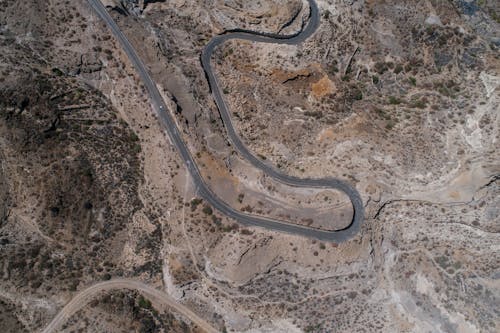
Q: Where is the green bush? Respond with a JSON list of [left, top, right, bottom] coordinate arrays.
[[353, 90, 363, 100], [202, 205, 213, 215], [409, 98, 427, 109], [394, 64, 404, 74], [52, 68, 64, 76], [129, 133, 139, 142], [138, 296, 152, 309], [388, 96, 402, 105], [190, 198, 202, 211]]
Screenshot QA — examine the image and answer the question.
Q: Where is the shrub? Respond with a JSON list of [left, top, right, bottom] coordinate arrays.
[[133, 143, 141, 153], [409, 98, 427, 109], [303, 111, 323, 119], [138, 296, 152, 309], [129, 133, 139, 142], [388, 96, 402, 105], [202, 205, 213, 215], [211, 215, 221, 225], [374, 61, 389, 74], [190, 198, 202, 211], [52, 68, 64, 76], [353, 89, 363, 100]]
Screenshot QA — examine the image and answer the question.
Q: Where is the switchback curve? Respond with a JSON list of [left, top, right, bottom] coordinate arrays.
[[86, 0, 364, 242]]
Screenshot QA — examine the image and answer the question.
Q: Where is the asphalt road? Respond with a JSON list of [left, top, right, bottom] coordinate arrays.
[[86, 0, 364, 242], [40, 279, 219, 333]]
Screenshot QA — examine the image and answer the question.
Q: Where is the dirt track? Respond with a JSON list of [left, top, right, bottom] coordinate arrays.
[[40, 279, 218, 333]]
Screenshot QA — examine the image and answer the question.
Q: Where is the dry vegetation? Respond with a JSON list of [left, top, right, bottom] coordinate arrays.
[[61, 290, 203, 333], [0, 0, 498, 332]]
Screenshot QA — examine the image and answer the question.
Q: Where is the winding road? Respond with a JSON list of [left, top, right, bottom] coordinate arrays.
[[86, 0, 364, 242], [40, 2, 365, 332], [40, 279, 219, 333]]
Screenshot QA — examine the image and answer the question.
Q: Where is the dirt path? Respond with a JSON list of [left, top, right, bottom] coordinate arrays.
[[40, 279, 219, 333]]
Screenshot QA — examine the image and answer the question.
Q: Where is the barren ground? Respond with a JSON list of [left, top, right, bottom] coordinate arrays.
[[0, 0, 499, 332]]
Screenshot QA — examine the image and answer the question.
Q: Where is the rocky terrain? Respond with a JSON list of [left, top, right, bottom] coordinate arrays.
[[0, 0, 499, 333]]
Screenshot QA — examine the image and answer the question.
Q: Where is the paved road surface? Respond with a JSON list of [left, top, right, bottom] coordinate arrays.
[[40, 279, 218, 333], [86, 0, 364, 242]]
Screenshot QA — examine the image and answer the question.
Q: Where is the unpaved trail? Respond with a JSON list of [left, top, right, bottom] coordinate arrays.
[[40, 279, 219, 333]]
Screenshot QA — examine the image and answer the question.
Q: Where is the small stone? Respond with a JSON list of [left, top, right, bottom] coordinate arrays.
[[425, 14, 443, 26]]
